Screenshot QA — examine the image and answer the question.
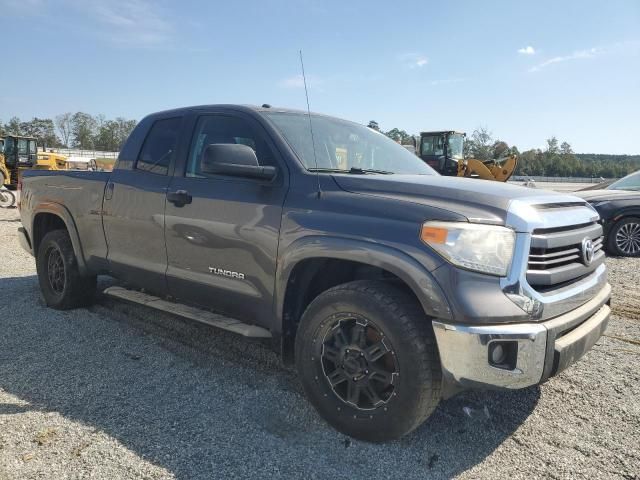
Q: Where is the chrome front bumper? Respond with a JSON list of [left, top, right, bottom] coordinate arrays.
[[432, 283, 611, 392]]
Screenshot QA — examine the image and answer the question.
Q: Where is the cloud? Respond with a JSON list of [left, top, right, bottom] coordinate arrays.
[[518, 46, 536, 55], [528, 41, 640, 72], [70, 0, 173, 47], [529, 47, 602, 72], [399, 53, 429, 69], [278, 74, 323, 89]]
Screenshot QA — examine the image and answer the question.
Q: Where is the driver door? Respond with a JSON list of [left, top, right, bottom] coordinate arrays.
[[164, 112, 288, 328]]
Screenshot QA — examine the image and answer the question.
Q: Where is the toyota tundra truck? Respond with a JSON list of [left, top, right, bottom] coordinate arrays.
[[17, 105, 611, 441]]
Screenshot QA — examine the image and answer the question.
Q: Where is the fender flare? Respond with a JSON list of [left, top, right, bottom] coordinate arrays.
[[275, 235, 452, 332], [31, 202, 88, 274]]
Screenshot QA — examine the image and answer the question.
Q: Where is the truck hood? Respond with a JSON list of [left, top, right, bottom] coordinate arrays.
[[332, 174, 576, 226], [574, 189, 640, 202]]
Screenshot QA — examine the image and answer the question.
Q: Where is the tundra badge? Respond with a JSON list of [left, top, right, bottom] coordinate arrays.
[[209, 267, 245, 280]]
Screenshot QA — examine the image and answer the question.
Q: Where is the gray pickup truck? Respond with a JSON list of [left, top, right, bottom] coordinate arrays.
[[18, 105, 611, 441]]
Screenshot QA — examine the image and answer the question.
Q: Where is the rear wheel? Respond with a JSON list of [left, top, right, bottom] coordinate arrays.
[[295, 280, 441, 442], [607, 217, 640, 257], [36, 229, 97, 309]]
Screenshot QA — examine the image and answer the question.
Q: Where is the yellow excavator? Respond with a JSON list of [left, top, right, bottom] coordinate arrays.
[[412, 131, 517, 182]]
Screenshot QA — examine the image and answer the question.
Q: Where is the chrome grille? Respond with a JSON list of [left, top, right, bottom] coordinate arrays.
[[527, 222, 604, 290]]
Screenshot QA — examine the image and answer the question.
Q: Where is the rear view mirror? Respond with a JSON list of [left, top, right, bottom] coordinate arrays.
[[201, 144, 276, 180]]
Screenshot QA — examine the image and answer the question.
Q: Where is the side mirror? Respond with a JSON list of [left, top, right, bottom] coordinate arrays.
[[201, 144, 276, 181]]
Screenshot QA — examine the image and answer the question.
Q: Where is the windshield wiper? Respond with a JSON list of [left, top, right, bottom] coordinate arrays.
[[307, 167, 393, 175]]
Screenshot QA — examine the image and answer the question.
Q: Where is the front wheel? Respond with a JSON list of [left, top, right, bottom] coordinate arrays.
[[295, 280, 441, 442], [607, 217, 640, 257], [36, 229, 97, 309]]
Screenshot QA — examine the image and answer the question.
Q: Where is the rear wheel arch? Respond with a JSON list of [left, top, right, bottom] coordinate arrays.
[[36, 229, 96, 309], [32, 206, 87, 273]]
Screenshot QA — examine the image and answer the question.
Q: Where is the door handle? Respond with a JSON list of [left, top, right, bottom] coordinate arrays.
[[167, 190, 192, 207]]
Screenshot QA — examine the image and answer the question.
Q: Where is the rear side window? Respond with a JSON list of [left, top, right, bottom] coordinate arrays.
[[136, 117, 181, 175]]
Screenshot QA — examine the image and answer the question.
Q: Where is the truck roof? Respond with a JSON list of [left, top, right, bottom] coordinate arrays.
[[420, 131, 466, 136], [144, 104, 327, 119]]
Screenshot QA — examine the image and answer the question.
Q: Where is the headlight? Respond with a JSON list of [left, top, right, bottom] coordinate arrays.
[[421, 221, 516, 276]]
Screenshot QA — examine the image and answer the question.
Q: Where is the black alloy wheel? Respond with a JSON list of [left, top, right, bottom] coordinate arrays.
[[321, 316, 398, 411], [46, 245, 66, 294]]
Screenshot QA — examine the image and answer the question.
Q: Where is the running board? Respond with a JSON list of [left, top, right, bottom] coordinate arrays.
[[103, 286, 272, 338]]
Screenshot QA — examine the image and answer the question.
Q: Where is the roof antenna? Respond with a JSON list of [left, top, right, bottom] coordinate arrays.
[[299, 50, 322, 198]]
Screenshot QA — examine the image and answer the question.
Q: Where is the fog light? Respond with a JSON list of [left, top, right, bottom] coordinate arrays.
[[488, 341, 518, 370], [490, 344, 505, 364]]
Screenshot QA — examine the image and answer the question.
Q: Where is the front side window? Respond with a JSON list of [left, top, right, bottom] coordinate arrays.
[[186, 115, 274, 178], [265, 112, 436, 175], [136, 117, 182, 175]]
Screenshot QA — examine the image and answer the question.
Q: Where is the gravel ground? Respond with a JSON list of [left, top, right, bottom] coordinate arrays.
[[0, 207, 638, 480]]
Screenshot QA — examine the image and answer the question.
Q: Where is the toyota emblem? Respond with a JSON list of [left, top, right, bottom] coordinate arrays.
[[581, 237, 595, 266]]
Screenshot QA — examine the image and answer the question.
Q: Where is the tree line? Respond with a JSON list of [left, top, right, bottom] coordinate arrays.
[[0, 113, 137, 152], [369, 121, 640, 178], [2, 114, 638, 177]]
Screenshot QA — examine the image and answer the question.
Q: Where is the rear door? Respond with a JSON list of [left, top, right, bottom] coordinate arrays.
[[103, 116, 184, 295], [164, 111, 288, 327]]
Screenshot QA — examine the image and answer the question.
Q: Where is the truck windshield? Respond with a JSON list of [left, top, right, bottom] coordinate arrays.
[[264, 112, 437, 175], [448, 134, 464, 160]]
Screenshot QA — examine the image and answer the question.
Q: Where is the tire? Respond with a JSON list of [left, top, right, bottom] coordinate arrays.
[[295, 280, 441, 442], [36, 229, 97, 309], [606, 217, 640, 257]]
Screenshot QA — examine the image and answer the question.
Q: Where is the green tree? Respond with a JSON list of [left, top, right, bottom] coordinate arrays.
[[6, 117, 21, 135], [384, 127, 411, 143], [467, 127, 493, 160], [71, 112, 97, 149], [367, 120, 380, 131], [20, 117, 60, 148], [560, 141, 573, 155], [545, 136, 559, 155]]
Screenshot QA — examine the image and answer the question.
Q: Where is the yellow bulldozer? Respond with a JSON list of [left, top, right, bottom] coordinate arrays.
[[410, 131, 517, 182]]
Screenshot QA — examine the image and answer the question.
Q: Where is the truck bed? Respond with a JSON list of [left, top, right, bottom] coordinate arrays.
[[20, 170, 112, 267]]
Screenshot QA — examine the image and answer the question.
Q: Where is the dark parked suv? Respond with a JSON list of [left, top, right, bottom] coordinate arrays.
[[18, 105, 611, 441]]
